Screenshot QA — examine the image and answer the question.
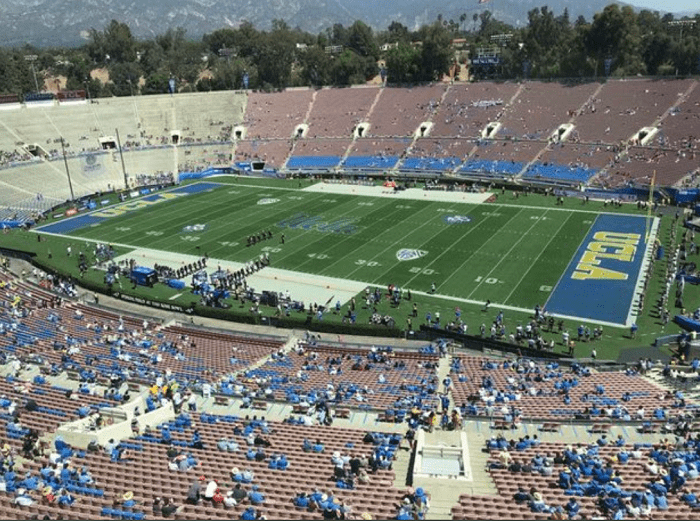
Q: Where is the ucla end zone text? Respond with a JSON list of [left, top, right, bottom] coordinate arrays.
[[546, 214, 654, 327]]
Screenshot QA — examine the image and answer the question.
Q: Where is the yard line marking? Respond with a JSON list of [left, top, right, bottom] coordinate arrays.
[[341, 203, 457, 280], [400, 205, 509, 289], [502, 211, 574, 305], [466, 209, 549, 300], [307, 202, 442, 276], [438, 208, 524, 292], [168, 293, 182, 300], [270, 198, 405, 269]]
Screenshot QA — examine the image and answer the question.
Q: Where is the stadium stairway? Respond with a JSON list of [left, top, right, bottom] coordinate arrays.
[[395, 84, 453, 174], [415, 429, 497, 520]]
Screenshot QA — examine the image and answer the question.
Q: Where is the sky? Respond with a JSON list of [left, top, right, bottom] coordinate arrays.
[[629, 0, 699, 13]]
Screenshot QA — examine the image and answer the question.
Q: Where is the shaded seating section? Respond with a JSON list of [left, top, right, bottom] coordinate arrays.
[[177, 143, 233, 173], [431, 83, 519, 138], [367, 85, 446, 137], [242, 344, 439, 410], [573, 80, 692, 144], [499, 82, 599, 140], [454, 438, 700, 520], [243, 90, 313, 139], [234, 139, 293, 170], [306, 87, 378, 137], [449, 356, 696, 421]]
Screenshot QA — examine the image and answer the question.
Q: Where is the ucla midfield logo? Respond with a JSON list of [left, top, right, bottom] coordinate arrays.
[[443, 215, 472, 225], [182, 224, 207, 233], [396, 249, 428, 261]]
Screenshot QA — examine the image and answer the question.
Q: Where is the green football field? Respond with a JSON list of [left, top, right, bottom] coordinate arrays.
[[50, 180, 602, 312]]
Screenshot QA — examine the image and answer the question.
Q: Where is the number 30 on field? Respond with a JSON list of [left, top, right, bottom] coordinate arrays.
[[410, 267, 436, 275], [474, 276, 500, 284]]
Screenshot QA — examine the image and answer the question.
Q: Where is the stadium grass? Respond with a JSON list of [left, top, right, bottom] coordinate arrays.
[[0, 176, 682, 362]]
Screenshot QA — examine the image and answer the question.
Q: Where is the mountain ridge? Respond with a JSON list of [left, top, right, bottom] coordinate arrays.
[[0, 0, 694, 47]]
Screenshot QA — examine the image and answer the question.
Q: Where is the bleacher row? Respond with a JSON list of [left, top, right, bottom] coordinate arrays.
[[0, 268, 699, 519], [0, 268, 694, 422], [453, 439, 700, 520], [0, 80, 698, 201], [245, 79, 700, 187]]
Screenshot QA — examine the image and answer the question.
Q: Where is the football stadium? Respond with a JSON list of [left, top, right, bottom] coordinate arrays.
[[0, 74, 699, 521]]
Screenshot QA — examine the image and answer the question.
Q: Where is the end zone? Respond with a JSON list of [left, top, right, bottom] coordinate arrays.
[[545, 213, 657, 327], [36, 182, 223, 235]]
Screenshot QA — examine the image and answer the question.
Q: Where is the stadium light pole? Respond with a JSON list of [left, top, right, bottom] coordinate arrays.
[[115, 128, 129, 190], [24, 55, 40, 92], [60, 137, 75, 201]]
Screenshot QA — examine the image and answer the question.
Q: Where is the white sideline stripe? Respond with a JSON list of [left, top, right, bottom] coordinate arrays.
[[625, 216, 660, 328], [410, 289, 628, 329], [35, 179, 635, 328], [36, 231, 628, 328]]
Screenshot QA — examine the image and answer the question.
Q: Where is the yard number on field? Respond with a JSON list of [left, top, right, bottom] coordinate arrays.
[[409, 267, 437, 275], [308, 253, 330, 260], [356, 259, 380, 267], [474, 276, 501, 284]]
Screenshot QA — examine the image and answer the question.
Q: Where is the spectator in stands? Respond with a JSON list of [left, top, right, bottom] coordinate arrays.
[[204, 479, 218, 502], [14, 487, 34, 506], [186, 476, 204, 504], [57, 488, 75, 506], [191, 429, 204, 450], [248, 484, 265, 505], [565, 497, 580, 519], [161, 497, 182, 517]]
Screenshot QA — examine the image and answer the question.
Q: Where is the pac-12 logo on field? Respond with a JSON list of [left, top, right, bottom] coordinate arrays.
[[257, 198, 280, 205], [396, 249, 427, 261], [443, 215, 471, 225], [182, 224, 207, 233]]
